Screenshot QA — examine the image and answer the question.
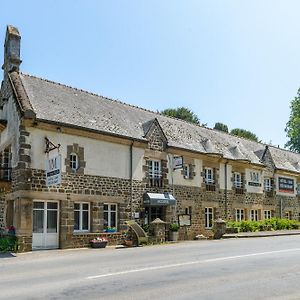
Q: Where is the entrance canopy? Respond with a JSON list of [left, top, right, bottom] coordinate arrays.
[[143, 192, 176, 206]]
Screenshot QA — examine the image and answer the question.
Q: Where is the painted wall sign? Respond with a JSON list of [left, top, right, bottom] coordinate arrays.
[[248, 182, 261, 187], [278, 177, 294, 193], [45, 154, 61, 186]]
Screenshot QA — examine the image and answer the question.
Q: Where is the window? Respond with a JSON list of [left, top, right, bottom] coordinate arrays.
[[250, 209, 259, 221], [235, 209, 244, 222], [234, 173, 242, 188], [264, 210, 272, 219], [147, 160, 162, 187], [0, 147, 12, 181], [250, 171, 260, 183], [104, 203, 117, 230], [285, 211, 291, 220], [183, 164, 190, 179], [69, 153, 78, 171], [204, 168, 214, 184], [264, 178, 272, 192], [185, 206, 192, 215], [205, 207, 214, 228], [74, 202, 89, 232]]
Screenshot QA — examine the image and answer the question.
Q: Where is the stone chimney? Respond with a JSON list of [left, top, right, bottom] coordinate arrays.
[[2, 25, 21, 73]]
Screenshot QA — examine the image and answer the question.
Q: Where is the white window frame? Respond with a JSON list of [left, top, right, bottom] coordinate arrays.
[[148, 160, 162, 179], [204, 168, 214, 184], [104, 203, 118, 230], [70, 153, 78, 171], [205, 207, 214, 229], [183, 164, 190, 179], [250, 209, 259, 221], [74, 202, 90, 232], [235, 208, 244, 222], [264, 210, 272, 219], [234, 172, 242, 188], [264, 178, 272, 192]]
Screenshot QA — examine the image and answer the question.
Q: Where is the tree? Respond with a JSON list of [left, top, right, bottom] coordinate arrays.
[[285, 88, 300, 152], [230, 128, 259, 142], [214, 122, 228, 133], [160, 107, 200, 125]]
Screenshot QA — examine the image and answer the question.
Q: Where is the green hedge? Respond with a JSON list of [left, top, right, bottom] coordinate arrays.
[[226, 218, 300, 233], [0, 235, 18, 252]]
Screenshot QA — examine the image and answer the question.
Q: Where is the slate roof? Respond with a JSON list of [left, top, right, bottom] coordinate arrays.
[[8, 72, 300, 173]]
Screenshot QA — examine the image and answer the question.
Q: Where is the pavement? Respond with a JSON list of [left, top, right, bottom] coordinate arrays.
[[223, 229, 300, 238]]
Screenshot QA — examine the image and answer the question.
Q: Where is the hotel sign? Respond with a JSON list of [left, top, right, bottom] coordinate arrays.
[[278, 177, 294, 193], [45, 154, 61, 186]]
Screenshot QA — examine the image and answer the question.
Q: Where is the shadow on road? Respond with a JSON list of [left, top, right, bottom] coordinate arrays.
[[0, 252, 16, 259]]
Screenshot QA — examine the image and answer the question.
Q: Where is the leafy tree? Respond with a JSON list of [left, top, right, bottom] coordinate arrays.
[[161, 107, 200, 125], [285, 89, 300, 152], [214, 122, 229, 133], [230, 128, 259, 142]]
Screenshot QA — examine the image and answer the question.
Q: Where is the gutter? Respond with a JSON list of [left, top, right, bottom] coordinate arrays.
[[130, 141, 134, 220], [225, 161, 228, 219]]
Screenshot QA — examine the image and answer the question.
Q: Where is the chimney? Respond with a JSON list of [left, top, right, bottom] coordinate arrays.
[[2, 25, 21, 73]]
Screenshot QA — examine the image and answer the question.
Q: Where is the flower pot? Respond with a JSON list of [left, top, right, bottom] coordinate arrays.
[[90, 241, 108, 248], [169, 231, 179, 242]]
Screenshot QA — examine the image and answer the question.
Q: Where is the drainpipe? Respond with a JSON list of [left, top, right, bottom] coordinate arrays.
[[130, 141, 134, 220], [224, 161, 228, 220]]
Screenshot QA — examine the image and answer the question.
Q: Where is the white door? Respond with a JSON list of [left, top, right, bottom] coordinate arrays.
[[32, 201, 59, 250]]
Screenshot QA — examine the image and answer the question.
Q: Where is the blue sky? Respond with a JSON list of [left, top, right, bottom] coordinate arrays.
[[1, 0, 300, 147]]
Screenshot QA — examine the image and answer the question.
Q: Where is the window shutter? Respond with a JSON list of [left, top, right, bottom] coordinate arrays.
[[241, 173, 245, 188], [189, 164, 194, 179], [213, 168, 216, 184], [271, 178, 275, 188]]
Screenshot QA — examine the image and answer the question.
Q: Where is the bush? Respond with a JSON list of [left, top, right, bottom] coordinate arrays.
[[169, 223, 180, 232], [0, 235, 18, 252], [226, 218, 300, 233]]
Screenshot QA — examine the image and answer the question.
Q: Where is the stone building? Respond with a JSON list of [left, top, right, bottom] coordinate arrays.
[[1, 25, 300, 252]]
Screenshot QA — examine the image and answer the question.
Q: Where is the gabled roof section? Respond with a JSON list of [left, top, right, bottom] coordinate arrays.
[[268, 146, 300, 174], [8, 72, 35, 118], [142, 118, 167, 143], [201, 138, 220, 155]]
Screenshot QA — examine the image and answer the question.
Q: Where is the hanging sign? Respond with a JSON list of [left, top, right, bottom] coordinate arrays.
[[46, 154, 62, 186], [173, 156, 183, 170]]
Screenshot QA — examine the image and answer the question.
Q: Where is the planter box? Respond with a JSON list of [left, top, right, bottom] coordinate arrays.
[[90, 241, 108, 248], [168, 231, 179, 242]]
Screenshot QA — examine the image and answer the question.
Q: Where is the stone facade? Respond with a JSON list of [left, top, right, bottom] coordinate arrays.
[[0, 195, 5, 229]]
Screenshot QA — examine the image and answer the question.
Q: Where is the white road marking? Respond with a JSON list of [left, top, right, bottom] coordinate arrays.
[[87, 247, 300, 280]]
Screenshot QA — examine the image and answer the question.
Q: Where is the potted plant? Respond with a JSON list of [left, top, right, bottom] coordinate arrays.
[[169, 223, 180, 242], [90, 237, 108, 248], [104, 227, 117, 233]]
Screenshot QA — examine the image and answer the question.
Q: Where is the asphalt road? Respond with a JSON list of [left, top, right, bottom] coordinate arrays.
[[1, 236, 300, 300]]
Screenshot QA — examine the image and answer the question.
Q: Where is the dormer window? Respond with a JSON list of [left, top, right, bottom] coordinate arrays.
[[70, 153, 78, 171]]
